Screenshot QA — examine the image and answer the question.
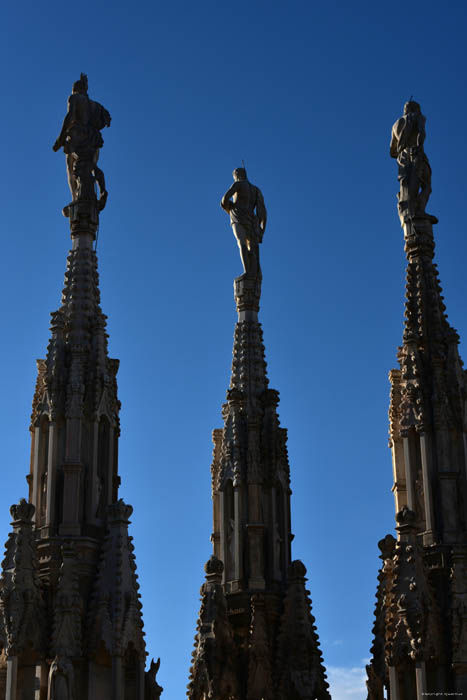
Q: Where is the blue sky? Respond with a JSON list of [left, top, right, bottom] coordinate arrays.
[[1, 2, 466, 698]]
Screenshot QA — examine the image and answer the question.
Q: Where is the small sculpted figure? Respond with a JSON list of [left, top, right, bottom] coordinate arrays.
[[145, 658, 163, 700], [221, 168, 267, 278], [47, 655, 75, 700], [390, 101, 432, 223], [53, 73, 111, 215]]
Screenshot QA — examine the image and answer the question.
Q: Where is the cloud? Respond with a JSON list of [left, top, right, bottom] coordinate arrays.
[[326, 661, 368, 700]]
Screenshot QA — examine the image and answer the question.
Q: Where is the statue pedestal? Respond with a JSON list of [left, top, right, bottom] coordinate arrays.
[[234, 275, 261, 321], [64, 199, 99, 237]]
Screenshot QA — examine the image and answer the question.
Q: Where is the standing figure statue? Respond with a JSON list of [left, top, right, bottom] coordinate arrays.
[[221, 168, 267, 279], [47, 655, 75, 700], [390, 100, 432, 223], [53, 73, 111, 217]]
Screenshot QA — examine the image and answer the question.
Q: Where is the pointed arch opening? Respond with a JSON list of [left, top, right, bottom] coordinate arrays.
[[223, 479, 235, 582]]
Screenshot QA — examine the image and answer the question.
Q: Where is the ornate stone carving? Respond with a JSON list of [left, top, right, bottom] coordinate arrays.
[[366, 535, 396, 700], [52, 544, 82, 658], [0, 500, 46, 656], [87, 501, 145, 660], [193, 179, 328, 696], [145, 658, 163, 700], [187, 557, 240, 700], [369, 100, 467, 697], [221, 168, 267, 279], [451, 550, 467, 671], [385, 510, 444, 665], [53, 73, 111, 232], [275, 561, 331, 700], [247, 595, 273, 700]]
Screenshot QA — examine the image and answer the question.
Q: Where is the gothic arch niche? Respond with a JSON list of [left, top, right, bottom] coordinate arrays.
[[124, 644, 142, 700], [90, 641, 112, 697], [96, 416, 110, 520], [398, 665, 417, 700], [274, 481, 286, 581], [223, 479, 235, 583], [38, 416, 50, 527], [405, 428, 427, 533], [17, 644, 41, 699]]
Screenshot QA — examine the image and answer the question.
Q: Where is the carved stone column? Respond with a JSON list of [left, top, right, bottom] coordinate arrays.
[[5, 656, 17, 700], [111, 656, 123, 700], [60, 463, 83, 535]]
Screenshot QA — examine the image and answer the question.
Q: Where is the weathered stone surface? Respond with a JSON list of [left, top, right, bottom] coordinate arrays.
[[187, 557, 240, 700], [275, 562, 330, 700]]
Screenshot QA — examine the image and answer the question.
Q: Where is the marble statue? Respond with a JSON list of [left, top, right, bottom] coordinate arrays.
[[221, 168, 267, 278], [390, 100, 432, 223], [53, 73, 111, 215]]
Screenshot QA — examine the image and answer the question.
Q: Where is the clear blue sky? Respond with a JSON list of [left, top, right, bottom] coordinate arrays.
[[1, 2, 466, 698]]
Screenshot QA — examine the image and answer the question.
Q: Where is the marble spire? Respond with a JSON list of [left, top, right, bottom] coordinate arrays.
[[0, 75, 161, 700], [188, 170, 330, 700], [366, 101, 467, 699]]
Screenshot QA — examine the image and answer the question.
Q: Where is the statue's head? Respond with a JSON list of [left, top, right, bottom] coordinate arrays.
[[233, 167, 247, 182], [72, 72, 89, 95], [403, 100, 421, 115]]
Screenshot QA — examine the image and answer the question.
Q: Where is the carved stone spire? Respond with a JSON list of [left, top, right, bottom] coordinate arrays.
[[191, 172, 329, 698], [367, 102, 467, 698], [187, 557, 240, 700], [275, 561, 330, 700], [0, 77, 157, 699]]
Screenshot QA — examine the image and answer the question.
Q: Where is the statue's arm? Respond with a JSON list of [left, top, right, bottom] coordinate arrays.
[[389, 123, 399, 159], [256, 188, 267, 235], [220, 183, 238, 212], [53, 96, 73, 151], [417, 115, 426, 149]]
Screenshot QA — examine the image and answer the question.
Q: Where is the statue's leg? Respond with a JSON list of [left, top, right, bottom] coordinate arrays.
[[94, 165, 106, 197], [252, 241, 261, 278], [232, 224, 249, 275], [66, 154, 78, 199], [416, 158, 432, 214]]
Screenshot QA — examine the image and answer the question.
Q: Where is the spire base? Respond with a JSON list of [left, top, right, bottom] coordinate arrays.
[[63, 200, 99, 238], [234, 275, 261, 320]]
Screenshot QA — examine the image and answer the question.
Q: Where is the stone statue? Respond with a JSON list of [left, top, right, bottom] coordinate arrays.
[[53, 73, 111, 217], [47, 655, 75, 700], [145, 657, 163, 700], [221, 168, 267, 278], [390, 100, 432, 223]]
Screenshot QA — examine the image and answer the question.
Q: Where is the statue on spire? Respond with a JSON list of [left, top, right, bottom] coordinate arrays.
[[390, 100, 432, 224], [53, 73, 111, 224], [221, 168, 267, 279]]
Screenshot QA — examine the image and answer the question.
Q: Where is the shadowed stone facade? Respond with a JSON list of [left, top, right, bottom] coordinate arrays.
[[187, 172, 330, 700], [366, 102, 467, 699], [0, 76, 161, 700]]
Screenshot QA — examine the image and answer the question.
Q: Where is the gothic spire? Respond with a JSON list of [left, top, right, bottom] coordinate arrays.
[[189, 169, 329, 699], [0, 75, 157, 700], [367, 100, 467, 698]]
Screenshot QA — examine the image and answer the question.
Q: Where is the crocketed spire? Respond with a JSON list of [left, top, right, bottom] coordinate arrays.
[[367, 101, 467, 698], [0, 75, 158, 700], [190, 178, 329, 698]]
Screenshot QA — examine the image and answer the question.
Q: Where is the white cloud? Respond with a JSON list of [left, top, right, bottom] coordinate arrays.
[[327, 661, 368, 700]]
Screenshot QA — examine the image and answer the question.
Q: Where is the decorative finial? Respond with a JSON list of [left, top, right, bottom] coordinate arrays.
[[220, 168, 267, 280], [10, 498, 35, 524], [53, 74, 111, 236], [389, 100, 432, 225]]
